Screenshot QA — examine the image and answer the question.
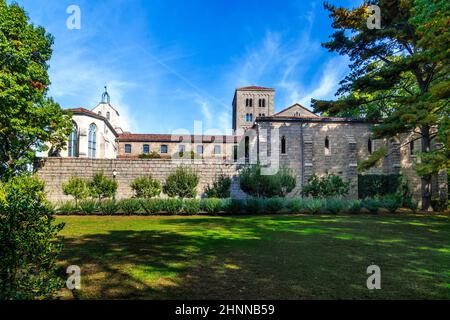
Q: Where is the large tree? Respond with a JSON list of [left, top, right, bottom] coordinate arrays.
[[0, 1, 72, 180], [312, 0, 449, 210]]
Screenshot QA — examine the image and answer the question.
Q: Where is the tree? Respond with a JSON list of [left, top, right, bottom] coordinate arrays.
[[89, 172, 118, 200], [0, 1, 72, 180], [301, 174, 351, 199], [163, 166, 199, 198], [312, 0, 449, 209], [62, 176, 89, 205], [130, 176, 161, 198], [0, 175, 64, 299]]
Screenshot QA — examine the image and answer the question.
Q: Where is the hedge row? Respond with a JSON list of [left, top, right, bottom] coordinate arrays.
[[54, 196, 418, 216]]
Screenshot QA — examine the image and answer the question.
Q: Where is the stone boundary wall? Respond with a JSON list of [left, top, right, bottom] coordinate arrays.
[[35, 158, 246, 202]]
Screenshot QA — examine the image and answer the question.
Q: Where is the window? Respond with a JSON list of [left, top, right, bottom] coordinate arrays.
[[258, 98, 266, 107], [368, 138, 373, 154], [125, 144, 132, 154], [196, 145, 204, 154], [143, 144, 150, 154], [324, 136, 330, 155], [88, 123, 97, 158], [161, 145, 168, 154], [410, 140, 415, 155], [214, 145, 221, 155], [98, 111, 102, 116], [179, 145, 186, 153], [245, 136, 250, 162], [246, 98, 253, 107], [233, 145, 238, 162], [68, 123, 78, 157], [106, 111, 110, 121], [281, 136, 286, 154]]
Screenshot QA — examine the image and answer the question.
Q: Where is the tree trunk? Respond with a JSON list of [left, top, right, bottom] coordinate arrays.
[[420, 125, 432, 211]]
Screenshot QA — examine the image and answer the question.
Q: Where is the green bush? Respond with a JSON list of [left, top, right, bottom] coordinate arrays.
[[79, 199, 98, 214], [358, 174, 402, 199], [346, 200, 362, 214], [204, 174, 231, 198], [163, 166, 199, 198], [287, 199, 306, 213], [265, 198, 284, 213], [130, 176, 161, 198], [99, 199, 119, 215], [244, 198, 265, 214], [200, 198, 222, 215], [305, 199, 324, 214], [140, 198, 163, 215], [222, 199, 244, 214], [301, 174, 351, 198], [362, 198, 382, 214], [119, 199, 141, 215], [325, 198, 345, 214], [183, 199, 201, 215], [56, 201, 79, 215], [239, 164, 296, 198], [162, 198, 184, 214], [89, 172, 118, 200], [62, 176, 89, 205], [138, 151, 161, 159], [381, 195, 401, 213], [0, 175, 64, 299]]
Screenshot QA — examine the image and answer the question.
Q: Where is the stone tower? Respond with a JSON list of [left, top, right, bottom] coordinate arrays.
[[232, 86, 275, 132]]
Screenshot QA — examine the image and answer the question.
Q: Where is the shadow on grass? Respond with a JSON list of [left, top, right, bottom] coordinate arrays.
[[58, 215, 450, 299]]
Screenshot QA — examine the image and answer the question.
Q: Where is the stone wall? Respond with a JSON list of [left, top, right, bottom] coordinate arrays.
[[35, 158, 245, 202]]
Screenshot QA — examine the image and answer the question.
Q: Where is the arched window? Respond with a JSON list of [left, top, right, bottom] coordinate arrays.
[[410, 140, 415, 155], [68, 123, 78, 157], [106, 111, 110, 121], [324, 136, 330, 155], [259, 98, 266, 107], [281, 136, 287, 154], [249, 98, 253, 107], [88, 123, 97, 158], [98, 111, 102, 116], [368, 138, 373, 154], [245, 136, 250, 162]]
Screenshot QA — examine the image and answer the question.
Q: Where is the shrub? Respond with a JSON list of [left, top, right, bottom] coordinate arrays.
[[57, 201, 79, 215], [200, 198, 222, 215], [265, 197, 284, 213], [62, 176, 89, 205], [287, 199, 306, 213], [162, 198, 184, 214], [89, 172, 118, 200], [140, 198, 163, 215], [100, 199, 119, 215], [301, 174, 351, 198], [346, 200, 362, 214], [381, 195, 400, 214], [239, 164, 296, 198], [362, 198, 382, 214], [0, 175, 64, 299], [204, 175, 231, 198], [183, 199, 201, 215], [79, 199, 98, 214], [176, 151, 202, 160], [222, 199, 244, 214], [325, 198, 345, 214], [305, 199, 324, 214], [130, 176, 161, 199], [119, 199, 141, 215], [358, 174, 402, 199], [244, 198, 265, 214], [163, 166, 199, 198], [138, 151, 162, 159]]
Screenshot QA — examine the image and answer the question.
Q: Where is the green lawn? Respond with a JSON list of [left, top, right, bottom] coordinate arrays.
[[56, 214, 450, 299]]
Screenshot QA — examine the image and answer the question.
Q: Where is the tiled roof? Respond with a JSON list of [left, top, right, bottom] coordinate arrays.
[[118, 133, 240, 143], [236, 86, 275, 91], [256, 115, 377, 123]]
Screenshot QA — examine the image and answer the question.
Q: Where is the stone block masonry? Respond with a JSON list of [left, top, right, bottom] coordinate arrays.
[[35, 157, 245, 202]]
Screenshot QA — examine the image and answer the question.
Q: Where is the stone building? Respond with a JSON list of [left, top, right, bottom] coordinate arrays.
[[40, 85, 447, 204]]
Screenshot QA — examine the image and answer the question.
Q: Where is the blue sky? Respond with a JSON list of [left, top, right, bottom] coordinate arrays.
[[13, 0, 358, 134]]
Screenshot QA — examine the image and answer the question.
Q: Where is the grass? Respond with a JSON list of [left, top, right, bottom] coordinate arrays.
[[56, 214, 450, 299]]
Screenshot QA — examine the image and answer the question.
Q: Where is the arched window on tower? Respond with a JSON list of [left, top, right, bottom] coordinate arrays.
[[324, 136, 330, 155], [106, 111, 110, 121], [368, 138, 373, 154], [410, 140, 415, 156], [245, 136, 250, 163], [281, 136, 287, 154], [68, 123, 78, 157], [98, 111, 102, 116], [88, 123, 97, 158]]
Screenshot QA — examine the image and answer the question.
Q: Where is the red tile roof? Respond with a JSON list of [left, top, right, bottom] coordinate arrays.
[[236, 86, 274, 91], [118, 133, 239, 143]]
